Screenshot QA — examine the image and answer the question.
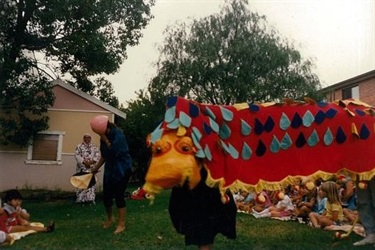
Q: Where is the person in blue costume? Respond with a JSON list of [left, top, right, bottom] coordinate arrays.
[[91, 118, 133, 235]]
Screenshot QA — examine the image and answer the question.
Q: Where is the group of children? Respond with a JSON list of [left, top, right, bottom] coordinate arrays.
[[0, 176, 357, 245], [234, 174, 358, 230], [0, 189, 55, 246]]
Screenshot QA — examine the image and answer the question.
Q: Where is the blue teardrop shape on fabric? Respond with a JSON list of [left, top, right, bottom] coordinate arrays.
[[195, 149, 206, 158], [307, 130, 319, 147], [192, 127, 202, 141], [326, 108, 338, 119], [167, 118, 180, 129], [336, 127, 346, 144], [315, 110, 326, 124], [264, 117, 275, 132], [250, 103, 260, 112], [191, 133, 202, 150], [209, 118, 220, 133], [254, 118, 264, 135], [324, 128, 334, 145], [291, 113, 303, 129], [189, 102, 199, 118], [270, 136, 281, 153], [164, 106, 176, 123], [228, 143, 239, 159], [150, 128, 164, 144], [220, 106, 234, 122], [242, 142, 252, 160], [205, 106, 216, 120], [166, 96, 178, 107], [179, 111, 192, 127], [204, 145, 212, 161], [203, 122, 212, 135], [295, 132, 306, 148], [360, 124, 370, 139], [219, 122, 231, 140], [280, 133, 292, 150], [220, 140, 230, 154], [303, 110, 315, 127], [280, 113, 291, 130], [355, 109, 366, 116], [317, 101, 328, 107], [241, 119, 252, 136], [256, 140, 267, 156]]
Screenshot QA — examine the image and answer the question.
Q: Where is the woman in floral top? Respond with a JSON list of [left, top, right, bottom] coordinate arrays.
[[74, 134, 100, 204]]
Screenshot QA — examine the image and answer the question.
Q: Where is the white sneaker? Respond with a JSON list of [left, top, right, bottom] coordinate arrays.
[[353, 233, 375, 246]]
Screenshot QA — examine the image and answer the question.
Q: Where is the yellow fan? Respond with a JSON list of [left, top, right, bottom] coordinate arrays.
[[70, 172, 97, 189]]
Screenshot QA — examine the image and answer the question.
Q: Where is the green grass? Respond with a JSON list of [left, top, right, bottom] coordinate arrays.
[[3, 187, 371, 250]]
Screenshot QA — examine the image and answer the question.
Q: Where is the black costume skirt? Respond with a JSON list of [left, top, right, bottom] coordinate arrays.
[[168, 170, 237, 246]]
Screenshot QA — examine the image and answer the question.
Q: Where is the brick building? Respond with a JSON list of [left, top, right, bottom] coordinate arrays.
[[321, 69, 375, 106]]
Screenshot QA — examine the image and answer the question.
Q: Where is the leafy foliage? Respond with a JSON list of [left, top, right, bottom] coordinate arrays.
[[121, 89, 167, 181], [151, 0, 322, 105], [123, 0, 323, 179], [0, 0, 154, 146]]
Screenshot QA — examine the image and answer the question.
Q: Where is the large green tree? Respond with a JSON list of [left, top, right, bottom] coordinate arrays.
[[150, 0, 321, 105], [0, 0, 154, 145], [124, 0, 323, 179]]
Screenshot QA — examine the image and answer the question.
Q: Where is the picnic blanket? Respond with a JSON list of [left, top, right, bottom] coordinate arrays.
[[250, 213, 366, 238], [325, 223, 365, 237], [9, 222, 44, 241]]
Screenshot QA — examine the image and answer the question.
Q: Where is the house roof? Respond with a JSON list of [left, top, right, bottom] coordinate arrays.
[[53, 78, 126, 119], [321, 69, 375, 93]]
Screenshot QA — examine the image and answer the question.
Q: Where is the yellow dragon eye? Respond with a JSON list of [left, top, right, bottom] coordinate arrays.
[[175, 137, 195, 154], [152, 139, 171, 157]]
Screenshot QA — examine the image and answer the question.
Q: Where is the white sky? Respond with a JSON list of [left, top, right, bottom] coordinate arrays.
[[106, 0, 375, 104]]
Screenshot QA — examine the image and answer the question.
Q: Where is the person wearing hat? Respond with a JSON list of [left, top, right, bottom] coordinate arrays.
[[294, 180, 317, 221], [90, 115, 133, 235], [252, 190, 294, 218], [74, 133, 100, 204]]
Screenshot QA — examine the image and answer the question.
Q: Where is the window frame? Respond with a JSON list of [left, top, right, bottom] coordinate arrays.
[[25, 130, 65, 165], [342, 85, 359, 100]]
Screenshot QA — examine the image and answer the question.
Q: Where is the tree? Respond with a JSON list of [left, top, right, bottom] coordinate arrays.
[[150, 0, 321, 105], [120, 87, 167, 182], [124, 0, 323, 181], [0, 0, 154, 145]]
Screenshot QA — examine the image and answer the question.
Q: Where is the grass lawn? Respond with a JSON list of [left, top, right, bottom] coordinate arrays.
[[3, 187, 369, 250]]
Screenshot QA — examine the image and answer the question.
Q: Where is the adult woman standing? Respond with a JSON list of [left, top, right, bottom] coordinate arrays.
[[90, 115, 133, 235], [74, 134, 100, 204]]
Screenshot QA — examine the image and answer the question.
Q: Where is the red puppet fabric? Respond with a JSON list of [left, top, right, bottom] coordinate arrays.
[[148, 96, 375, 193]]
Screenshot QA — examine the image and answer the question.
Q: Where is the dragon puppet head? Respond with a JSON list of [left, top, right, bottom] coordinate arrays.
[[143, 131, 202, 195]]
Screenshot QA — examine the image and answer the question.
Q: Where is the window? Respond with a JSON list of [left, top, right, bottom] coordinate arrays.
[[26, 131, 65, 165], [342, 86, 359, 100]]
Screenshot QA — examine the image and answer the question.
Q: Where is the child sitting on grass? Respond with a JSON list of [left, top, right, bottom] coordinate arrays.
[[251, 190, 273, 213], [294, 180, 316, 221], [235, 190, 256, 213], [308, 181, 344, 229], [0, 189, 55, 233], [252, 190, 294, 218]]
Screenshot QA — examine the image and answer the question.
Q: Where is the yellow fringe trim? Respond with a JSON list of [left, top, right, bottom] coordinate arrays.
[[204, 165, 375, 198]]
